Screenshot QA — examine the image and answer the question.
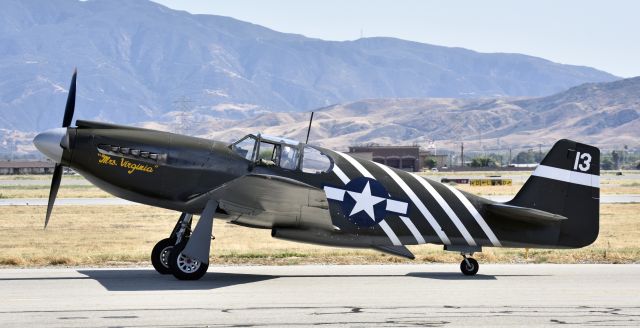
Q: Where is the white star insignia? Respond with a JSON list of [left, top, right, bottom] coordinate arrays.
[[347, 181, 385, 221]]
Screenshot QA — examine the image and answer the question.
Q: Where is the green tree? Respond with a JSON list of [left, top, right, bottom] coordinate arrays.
[[611, 151, 620, 170], [513, 150, 536, 164], [601, 158, 614, 170], [424, 158, 437, 169], [487, 153, 504, 167], [470, 157, 496, 167], [512, 149, 547, 164]]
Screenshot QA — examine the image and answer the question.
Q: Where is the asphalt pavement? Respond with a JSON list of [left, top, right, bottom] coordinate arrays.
[[0, 264, 638, 327]]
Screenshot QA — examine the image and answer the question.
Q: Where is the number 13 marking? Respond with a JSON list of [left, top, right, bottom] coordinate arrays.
[[573, 152, 592, 172]]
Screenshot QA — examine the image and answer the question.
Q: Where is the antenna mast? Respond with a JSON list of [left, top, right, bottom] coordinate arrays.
[[305, 112, 314, 144]]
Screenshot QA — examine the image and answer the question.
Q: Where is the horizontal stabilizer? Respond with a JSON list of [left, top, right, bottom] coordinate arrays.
[[486, 203, 567, 225], [373, 245, 415, 260]]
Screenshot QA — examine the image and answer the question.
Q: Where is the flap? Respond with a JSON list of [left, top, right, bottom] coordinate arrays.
[[373, 245, 415, 260], [209, 173, 317, 217]]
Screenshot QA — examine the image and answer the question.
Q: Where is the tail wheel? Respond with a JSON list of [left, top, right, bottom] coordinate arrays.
[[460, 258, 479, 276], [168, 241, 209, 280], [151, 238, 174, 274]]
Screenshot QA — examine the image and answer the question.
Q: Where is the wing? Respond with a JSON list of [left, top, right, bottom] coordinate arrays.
[[209, 173, 332, 229]]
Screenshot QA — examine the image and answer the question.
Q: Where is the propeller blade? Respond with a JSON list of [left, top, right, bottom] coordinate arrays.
[[62, 69, 77, 128], [45, 164, 63, 229]]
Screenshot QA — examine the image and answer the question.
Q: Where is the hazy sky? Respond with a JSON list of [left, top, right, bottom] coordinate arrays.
[[152, 0, 639, 78]]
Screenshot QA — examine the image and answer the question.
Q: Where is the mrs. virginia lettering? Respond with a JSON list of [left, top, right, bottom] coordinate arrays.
[[98, 153, 157, 174]]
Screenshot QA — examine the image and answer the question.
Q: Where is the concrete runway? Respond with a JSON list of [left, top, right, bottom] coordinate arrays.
[[0, 264, 638, 327]]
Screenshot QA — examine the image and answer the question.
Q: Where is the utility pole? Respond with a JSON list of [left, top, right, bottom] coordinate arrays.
[[508, 147, 512, 166], [538, 143, 542, 162], [460, 142, 464, 168], [9, 137, 14, 162], [479, 130, 483, 156], [9, 130, 16, 162]]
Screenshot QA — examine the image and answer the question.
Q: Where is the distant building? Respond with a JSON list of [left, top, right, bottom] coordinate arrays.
[[347, 152, 373, 161], [420, 151, 448, 169], [348, 145, 421, 171], [0, 161, 55, 175]]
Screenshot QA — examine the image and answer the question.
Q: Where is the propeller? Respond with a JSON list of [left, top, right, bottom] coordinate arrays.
[[43, 69, 77, 229], [45, 165, 63, 228], [62, 69, 77, 128]]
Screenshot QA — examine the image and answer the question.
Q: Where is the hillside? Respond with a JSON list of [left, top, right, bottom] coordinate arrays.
[[3, 77, 638, 159], [0, 0, 618, 132], [193, 77, 640, 151]]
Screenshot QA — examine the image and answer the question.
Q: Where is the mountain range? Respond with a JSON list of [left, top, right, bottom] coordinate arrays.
[[0, 0, 619, 133], [159, 77, 637, 152]]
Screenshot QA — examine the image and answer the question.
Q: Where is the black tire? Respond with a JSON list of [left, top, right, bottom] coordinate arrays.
[[151, 238, 174, 275], [168, 241, 209, 280], [460, 258, 479, 276]]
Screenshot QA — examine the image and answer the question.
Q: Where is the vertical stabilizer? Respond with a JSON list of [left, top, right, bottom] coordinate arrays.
[[509, 139, 600, 247]]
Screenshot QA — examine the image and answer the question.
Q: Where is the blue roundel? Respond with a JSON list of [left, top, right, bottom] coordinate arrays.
[[340, 177, 388, 227]]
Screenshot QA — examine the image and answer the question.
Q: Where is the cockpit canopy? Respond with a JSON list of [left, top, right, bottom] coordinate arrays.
[[230, 134, 332, 174]]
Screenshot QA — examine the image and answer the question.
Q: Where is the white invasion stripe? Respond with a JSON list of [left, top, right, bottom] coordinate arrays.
[[332, 164, 350, 185], [400, 216, 426, 244], [334, 152, 404, 246], [410, 174, 476, 246], [386, 199, 408, 214], [323, 186, 345, 201], [445, 185, 502, 247], [335, 152, 375, 179], [378, 220, 402, 246], [533, 165, 600, 188], [373, 162, 450, 245]]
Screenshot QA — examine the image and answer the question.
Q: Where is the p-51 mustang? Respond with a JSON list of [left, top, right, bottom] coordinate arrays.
[[34, 72, 600, 280]]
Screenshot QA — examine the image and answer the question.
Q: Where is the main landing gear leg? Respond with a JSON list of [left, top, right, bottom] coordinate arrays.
[[460, 253, 479, 276], [151, 212, 193, 275], [168, 199, 218, 280]]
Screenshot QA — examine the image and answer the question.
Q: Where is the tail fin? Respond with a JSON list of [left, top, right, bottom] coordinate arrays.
[[509, 139, 600, 248]]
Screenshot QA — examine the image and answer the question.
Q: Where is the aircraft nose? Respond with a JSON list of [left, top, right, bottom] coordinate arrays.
[[33, 128, 66, 163]]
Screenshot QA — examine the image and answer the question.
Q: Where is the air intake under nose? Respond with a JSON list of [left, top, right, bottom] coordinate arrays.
[[33, 127, 66, 163]]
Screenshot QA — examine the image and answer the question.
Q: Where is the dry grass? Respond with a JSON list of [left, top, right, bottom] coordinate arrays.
[[0, 204, 638, 267], [0, 174, 84, 180], [0, 185, 112, 198]]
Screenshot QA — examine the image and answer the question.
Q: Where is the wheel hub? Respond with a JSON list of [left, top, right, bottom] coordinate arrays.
[[177, 252, 201, 273], [159, 246, 173, 268]]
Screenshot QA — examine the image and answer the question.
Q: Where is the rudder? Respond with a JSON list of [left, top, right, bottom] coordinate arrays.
[[509, 139, 600, 248]]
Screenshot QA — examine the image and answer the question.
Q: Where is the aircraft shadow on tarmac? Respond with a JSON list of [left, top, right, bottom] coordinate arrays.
[[76, 270, 276, 291], [72, 269, 547, 291]]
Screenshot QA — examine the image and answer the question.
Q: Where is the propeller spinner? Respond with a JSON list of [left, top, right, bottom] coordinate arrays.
[[32, 69, 77, 228]]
